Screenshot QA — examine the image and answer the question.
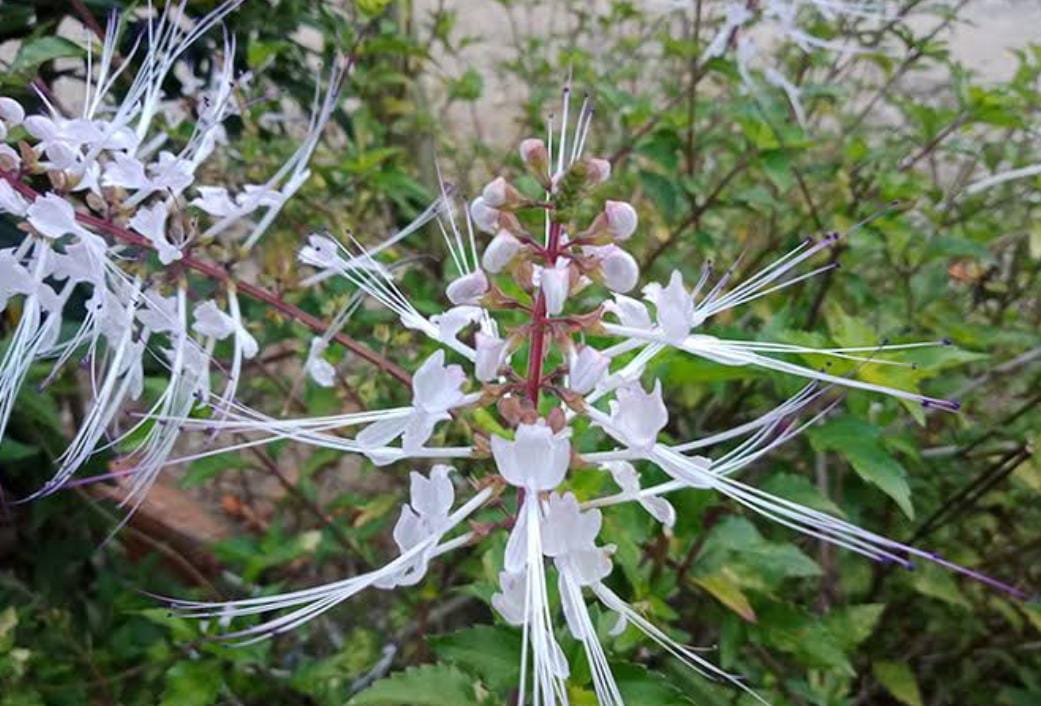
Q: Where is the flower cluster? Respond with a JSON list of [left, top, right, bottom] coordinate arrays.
[[164, 87, 1015, 702], [0, 0, 349, 510]]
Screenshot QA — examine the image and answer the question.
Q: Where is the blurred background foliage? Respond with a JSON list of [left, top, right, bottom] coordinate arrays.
[[1, 0, 1040, 704]]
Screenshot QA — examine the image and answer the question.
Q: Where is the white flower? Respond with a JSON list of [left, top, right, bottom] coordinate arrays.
[[429, 305, 483, 343], [0, 181, 29, 216], [357, 350, 470, 453], [192, 300, 237, 339], [103, 153, 151, 191], [191, 186, 239, 217], [446, 270, 489, 306], [299, 233, 342, 270], [482, 229, 522, 273], [128, 202, 182, 265], [604, 200, 638, 241], [644, 270, 696, 342], [469, 196, 500, 233], [537, 258, 570, 315], [26, 193, 89, 240], [542, 492, 613, 586], [149, 151, 195, 194], [603, 380, 668, 451], [569, 345, 609, 395], [475, 332, 509, 382], [490, 570, 527, 625], [604, 293, 654, 330], [306, 337, 336, 387], [590, 244, 639, 293], [0, 250, 34, 312], [137, 290, 180, 334], [491, 421, 571, 491], [603, 461, 675, 527], [376, 465, 455, 588]]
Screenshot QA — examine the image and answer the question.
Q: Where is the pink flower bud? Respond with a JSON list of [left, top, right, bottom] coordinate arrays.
[[445, 270, 489, 306], [519, 138, 548, 169], [469, 196, 500, 234], [0, 97, 24, 126], [595, 245, 639, 293], [482, 229, 522, 273], [586, 158, 611, 184], [604, 200, 638, 241], [481, 177, 520, 208]]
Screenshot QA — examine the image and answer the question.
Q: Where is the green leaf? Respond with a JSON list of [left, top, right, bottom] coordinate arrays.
[[159, 660, 222, 706], [428, 625, 521, 692], [825, 604, 885, 650], [693, 569, 757, 622], [760, 472, 844, 516], [12, 37, 83, 75], [0, 607, 18, 653], [448, 68, 483, 102], [349, 664, 484, 706], [0, 438, 37, 463], [909, 564, 971, 609], [810, 417, 914, 518], [873, 660, 924, 706], [638, 170, 681, 223], [611, 663, 698, 705], [181, 453, 251, 488]]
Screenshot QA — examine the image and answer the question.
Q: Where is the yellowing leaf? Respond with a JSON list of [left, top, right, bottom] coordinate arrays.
[[693, 569, 757, 622], [873, 660, 924, 706], [1021, 604, 1041, 635]]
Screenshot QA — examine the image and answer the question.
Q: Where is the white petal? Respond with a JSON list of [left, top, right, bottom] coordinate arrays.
[[445, 270, 489, 306], [482, 230, 522, 273], [356, 414, 410, 449]]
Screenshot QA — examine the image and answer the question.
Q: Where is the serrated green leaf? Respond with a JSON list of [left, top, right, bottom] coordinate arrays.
[[810, 417, 914, 518], [611, 662, 698, 705], [349, 664, 484, 706], [428, 625, 521, 692]]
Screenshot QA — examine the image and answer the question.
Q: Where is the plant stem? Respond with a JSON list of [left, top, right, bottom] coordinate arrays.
[[524, 220, 562, 404]]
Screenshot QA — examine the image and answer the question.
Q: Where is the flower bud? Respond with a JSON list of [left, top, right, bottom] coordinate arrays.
[[481, 176, 521, 208], [482, 229, 522, 273], [569, 345, 610, 395], [586, 158, 611, 184], [469, 196, 500, 233], [0, 97, 25, 126], [475, 332, 509, 382], [538, 259, 571, 315], [594, 245, 639, 293], [604, 200, 638, 240], [445, 270, 489, 306], [0, 144, 20, 171], [519, 138, 549, 173]]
